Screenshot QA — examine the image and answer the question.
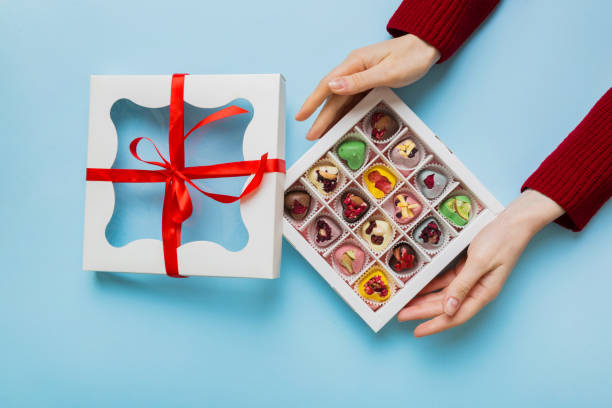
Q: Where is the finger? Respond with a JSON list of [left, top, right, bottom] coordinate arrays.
[[417, 268, 456, 296], [442, 257, 489, 317], [328, 64, 389, 95], [405, 291, 444, 307], [295, 58, 363, 121], [413, 314, 452, 337], [397, 300, 444, 321], [305, 94, 354, 140], [414, 293, 488, 337], [416, 258, 465, 296]]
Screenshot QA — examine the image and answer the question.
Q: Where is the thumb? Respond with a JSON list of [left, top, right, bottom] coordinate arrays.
[[443, 257, 486, 316], [328, 65, 387, 95]]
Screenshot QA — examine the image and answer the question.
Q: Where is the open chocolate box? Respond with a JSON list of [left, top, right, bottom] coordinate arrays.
[[283, 87, 503, 332]]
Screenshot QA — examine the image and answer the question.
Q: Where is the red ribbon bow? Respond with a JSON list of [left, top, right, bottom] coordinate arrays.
[[86, 74, 286, 277]]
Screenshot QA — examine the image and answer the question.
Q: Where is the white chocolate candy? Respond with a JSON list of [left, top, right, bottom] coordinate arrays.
[[390, 138, 422, 169], [361, 219, 392, 252], [308, 165, 339, 195], [417, 169, 447, 199]]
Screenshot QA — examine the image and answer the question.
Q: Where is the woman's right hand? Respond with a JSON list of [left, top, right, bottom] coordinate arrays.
[[295, 34, 440, 140], [398, 189, 565, 337]]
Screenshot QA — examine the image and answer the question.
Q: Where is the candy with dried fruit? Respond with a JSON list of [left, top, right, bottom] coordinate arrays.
[[361, 219, 392, 252], [308, 164, 339, 195], [284, 190, 311, 221]]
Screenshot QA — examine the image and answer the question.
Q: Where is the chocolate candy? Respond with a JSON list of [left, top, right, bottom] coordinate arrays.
[[390, 138, 421, 169], [364, 165, 396, 199], [361, 219, 392, 252], [370, 112, 399, 141], [334, 244, 365, 276], [340, 191, 369, 223], [358, 268, 391, 302], [308, 164, 339, 195], [284, 190, 311, 221], [312, 216, 341, 248], [413, 217, 444, 250], [393, 193, 422, 224], [440, 195, 472, 226], [337, 139, 366, 171], [417, 169, 447, 199], [388, 243, 417, 273]]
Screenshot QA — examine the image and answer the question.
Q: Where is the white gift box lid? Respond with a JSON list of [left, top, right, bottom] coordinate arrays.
[[83, 74, 286, 279]]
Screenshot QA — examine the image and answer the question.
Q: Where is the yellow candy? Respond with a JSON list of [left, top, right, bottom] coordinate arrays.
[[363, 165, 396, 199], [358, 268, 392, 302]]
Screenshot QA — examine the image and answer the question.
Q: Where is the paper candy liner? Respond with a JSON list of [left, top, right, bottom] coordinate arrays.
[[305, 211, 349, 254], [306, 209, 350, 254], [436, 188, 479, 231], [354, 264, 397, 310], [383, 240, 425, 280], [410, 212, 451, 257], [361, 104, 404, 144], [357, 213, 397, 256], [304, 157, 347, 201], [412, 162, 455, 203], [283, 183, 321, 230], [330, 237, 373, 283], [332, 130, 372, 174], [381, 187, 429, 232], [360, 162, 402, 203], [385, 135, 427, 175], [332, 187, 376, 227]]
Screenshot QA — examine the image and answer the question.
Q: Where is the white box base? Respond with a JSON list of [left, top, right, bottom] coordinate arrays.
[[283, 87, 503, 331]]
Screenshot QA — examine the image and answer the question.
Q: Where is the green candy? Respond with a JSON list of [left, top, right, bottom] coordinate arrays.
[[439, 195, 471, 227], [337, 139, 366, 171]]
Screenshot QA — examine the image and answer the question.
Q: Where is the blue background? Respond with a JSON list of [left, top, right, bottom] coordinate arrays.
[[1, 0, 611, 406]]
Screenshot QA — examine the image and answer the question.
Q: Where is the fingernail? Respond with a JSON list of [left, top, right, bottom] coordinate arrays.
[[444, 297, 459, 316], [328, 78, 347, 91]]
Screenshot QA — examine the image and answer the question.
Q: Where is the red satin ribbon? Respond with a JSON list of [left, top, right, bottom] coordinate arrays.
[[86, 73, 286, 278]]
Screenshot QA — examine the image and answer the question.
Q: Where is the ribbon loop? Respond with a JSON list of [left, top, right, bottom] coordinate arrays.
[[129, 137, 172, 169]]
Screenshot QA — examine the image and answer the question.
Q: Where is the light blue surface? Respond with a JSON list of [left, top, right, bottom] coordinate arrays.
[[107, 98, 253, 250], [1, 1, 611, 406]]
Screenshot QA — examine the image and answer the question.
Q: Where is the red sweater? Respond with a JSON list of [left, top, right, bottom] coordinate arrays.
[[387, 0, 612, 231]]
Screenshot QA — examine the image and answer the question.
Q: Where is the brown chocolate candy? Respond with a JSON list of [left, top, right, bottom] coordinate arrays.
[[284, 190, 311, 221]]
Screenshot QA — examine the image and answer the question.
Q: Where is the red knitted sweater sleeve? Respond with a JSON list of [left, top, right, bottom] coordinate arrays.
[[522, 88, 612, 231], [387, 0, 499, 62]]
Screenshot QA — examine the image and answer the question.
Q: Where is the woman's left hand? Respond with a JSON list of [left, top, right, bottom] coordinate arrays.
[[398, 190, 564, 337], [295, 34, 440, 140]]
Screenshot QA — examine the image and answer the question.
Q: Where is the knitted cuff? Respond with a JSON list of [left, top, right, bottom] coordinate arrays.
[[522, 88, 612, 231], [387, 0, 500, 63]]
